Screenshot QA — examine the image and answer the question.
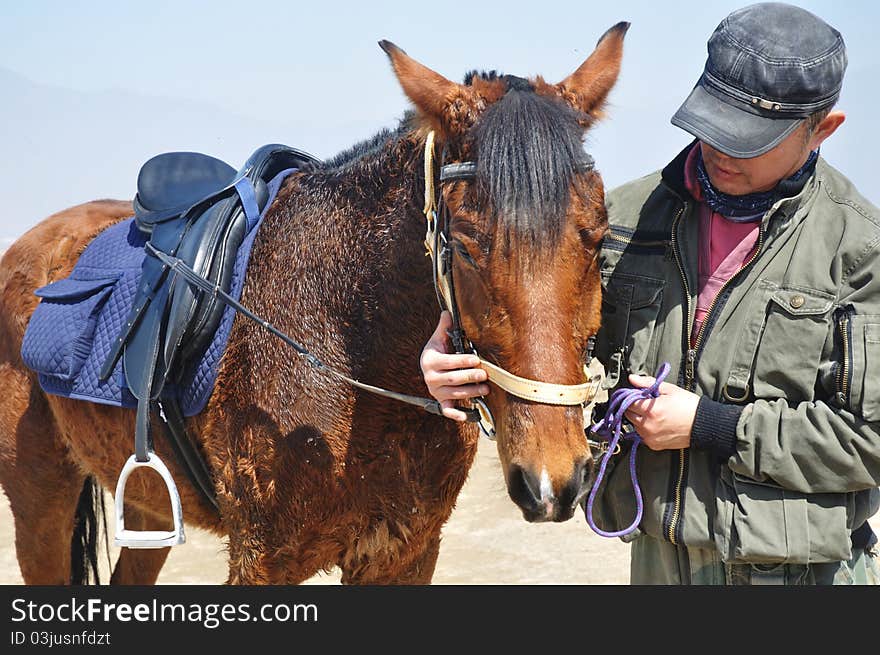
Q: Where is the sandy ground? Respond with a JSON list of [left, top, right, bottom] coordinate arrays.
[[0, 436, 632, 585], [3, 427, 879, 585]]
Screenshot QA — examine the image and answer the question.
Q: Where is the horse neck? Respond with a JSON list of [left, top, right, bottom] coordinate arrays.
[[281, 131, 440, 393], [343, 134, 440, 387]]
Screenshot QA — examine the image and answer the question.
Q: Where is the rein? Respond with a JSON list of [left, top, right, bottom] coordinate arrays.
[[422, 130, 602, 438], [145, 245, 448, 418], [150, 131, 602, 436], [584, 362, 671, 537]]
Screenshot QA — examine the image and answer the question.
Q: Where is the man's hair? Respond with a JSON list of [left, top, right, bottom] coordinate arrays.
[[803, 108, 832, 143]]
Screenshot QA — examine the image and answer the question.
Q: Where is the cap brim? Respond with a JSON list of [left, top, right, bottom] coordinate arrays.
[[671, 83, 803, 158]]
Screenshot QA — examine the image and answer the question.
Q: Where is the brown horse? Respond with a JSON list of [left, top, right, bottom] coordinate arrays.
[[0, 25, 625, 585]]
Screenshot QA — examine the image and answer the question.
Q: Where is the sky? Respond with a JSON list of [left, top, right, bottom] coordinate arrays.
[[1, 0, 878, 240]]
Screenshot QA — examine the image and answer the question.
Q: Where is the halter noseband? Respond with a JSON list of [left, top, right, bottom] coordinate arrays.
[[422, 131, 601, 439]]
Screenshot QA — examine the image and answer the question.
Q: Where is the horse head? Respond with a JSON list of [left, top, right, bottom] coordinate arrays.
[[381, 25, 627, 522]]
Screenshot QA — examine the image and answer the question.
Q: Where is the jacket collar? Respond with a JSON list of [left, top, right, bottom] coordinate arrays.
[[660, 139, 820, 227], [661, 141, 698, 202]]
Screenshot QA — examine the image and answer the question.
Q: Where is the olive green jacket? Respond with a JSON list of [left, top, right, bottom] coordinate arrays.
[[591, 145, 880, 563]]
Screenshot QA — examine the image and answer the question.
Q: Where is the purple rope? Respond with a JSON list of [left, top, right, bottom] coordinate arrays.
[[585, 362, 671, 538]]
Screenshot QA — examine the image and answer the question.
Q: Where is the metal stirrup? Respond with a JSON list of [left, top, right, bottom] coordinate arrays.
[[114, 452, 185, 548], [115, 356, 186, 548]]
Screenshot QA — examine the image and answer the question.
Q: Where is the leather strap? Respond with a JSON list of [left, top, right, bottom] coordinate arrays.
[[157, 398, 220, 512], [439, 162, 477, 182], [479, 359, 600, 405], [438, 154, 594, 182], [146, 244, 454, 421]]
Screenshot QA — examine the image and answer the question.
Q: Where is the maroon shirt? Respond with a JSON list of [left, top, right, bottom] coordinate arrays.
[[683, 145, 760, 347]]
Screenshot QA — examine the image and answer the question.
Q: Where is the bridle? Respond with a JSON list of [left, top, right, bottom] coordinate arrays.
[[421, 130, 601, 439], [150, 130, 602, 440]]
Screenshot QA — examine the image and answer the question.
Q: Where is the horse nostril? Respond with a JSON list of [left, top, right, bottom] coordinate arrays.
[[507, 462, 591, 523], [507, 464, 542, 511], [582, 459, 594, 488], [561, 458, 592, 510]]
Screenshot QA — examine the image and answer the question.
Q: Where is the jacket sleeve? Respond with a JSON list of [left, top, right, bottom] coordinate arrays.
[[730, 241, 880, 493]]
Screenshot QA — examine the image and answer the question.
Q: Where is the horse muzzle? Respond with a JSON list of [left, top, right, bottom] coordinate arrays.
[[506, 458, 592, 523]]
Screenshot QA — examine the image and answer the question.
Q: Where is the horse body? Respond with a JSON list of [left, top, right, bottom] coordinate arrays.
[[0, 25, 626, 584], [1, 132, 476, 584]]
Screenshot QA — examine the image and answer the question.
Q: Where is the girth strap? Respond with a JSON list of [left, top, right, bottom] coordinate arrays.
[[157, 398, 220, 512]]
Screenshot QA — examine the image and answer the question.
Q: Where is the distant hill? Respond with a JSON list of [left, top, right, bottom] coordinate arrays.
[[3, 59, 875, 246]]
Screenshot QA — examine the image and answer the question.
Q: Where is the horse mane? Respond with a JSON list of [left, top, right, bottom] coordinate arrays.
[[319, 113, 417, 172], [466, 70, 588, 255]]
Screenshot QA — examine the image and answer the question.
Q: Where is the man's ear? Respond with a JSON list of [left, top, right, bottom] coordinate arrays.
[[808, 110, 845, 150]]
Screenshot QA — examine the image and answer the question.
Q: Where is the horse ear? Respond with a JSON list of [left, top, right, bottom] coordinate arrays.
[[556, 22, 629, 120], [379, 40, 463, 123]]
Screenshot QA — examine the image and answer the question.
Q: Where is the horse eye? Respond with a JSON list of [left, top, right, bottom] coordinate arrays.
[[452, 242, 479, 269]]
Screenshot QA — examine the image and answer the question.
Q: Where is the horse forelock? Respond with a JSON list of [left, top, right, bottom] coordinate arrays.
[[470, 87, 589, 257], [463, 70, 532, 92], [314, 77, 592, 266]]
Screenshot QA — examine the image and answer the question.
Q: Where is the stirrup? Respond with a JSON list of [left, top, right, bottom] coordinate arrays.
[[113, 452, 186, 548]]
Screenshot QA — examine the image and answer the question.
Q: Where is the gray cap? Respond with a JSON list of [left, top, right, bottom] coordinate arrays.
[[671, 2, 847, 158]]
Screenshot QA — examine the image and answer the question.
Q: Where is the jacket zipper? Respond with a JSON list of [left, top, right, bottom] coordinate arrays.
[[605, 232, 670, 248], [666, 206, 689, 544], [664, 204, 765, 544], [835, 305, 855, 406], [604, 231, 671, 253]]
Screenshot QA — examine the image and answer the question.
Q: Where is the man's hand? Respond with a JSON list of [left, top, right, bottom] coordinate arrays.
[[420, 311, 490, 421], [623, 374, 700, 450]]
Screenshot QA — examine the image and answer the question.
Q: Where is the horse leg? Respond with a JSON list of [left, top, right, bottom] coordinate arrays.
[[0, 367, 88, 585], [380, 532, 441, 584], [7, 464, 87, 585], [109, 504, 172, 584], [226, 532, 323, 585], [340, 526, 442, 585]]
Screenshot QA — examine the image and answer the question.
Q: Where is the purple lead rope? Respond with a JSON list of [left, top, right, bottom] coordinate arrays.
[[585, 362, 671, 538]]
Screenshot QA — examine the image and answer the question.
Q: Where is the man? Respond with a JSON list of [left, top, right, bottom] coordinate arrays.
[[420, 2, 880, 584]]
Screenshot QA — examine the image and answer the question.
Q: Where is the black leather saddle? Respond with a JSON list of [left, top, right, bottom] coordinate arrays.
[[102, 143, 318, 397], [101, 143, 319, 542]]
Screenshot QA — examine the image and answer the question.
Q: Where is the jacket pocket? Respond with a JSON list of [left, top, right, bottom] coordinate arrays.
[[751, 286, 833, 400], [846, 317, 880, 421], [863, 323, 880, 420], [596, 271, 665, 388], [21, 276, 119, 381], [714, 467, 854, 564]]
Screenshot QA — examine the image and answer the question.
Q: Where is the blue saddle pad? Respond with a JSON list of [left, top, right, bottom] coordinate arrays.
[[21, 169, 294, 416]]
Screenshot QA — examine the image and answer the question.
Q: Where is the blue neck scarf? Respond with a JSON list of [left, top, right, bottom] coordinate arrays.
[[695, 149, 819, 221]]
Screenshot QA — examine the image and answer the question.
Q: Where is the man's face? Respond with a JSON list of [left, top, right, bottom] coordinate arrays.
[[699, 123, 814, 196]]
